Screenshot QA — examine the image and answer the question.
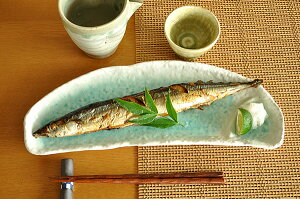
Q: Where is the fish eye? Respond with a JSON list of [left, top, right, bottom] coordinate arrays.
[[50, 123, 58, 130]]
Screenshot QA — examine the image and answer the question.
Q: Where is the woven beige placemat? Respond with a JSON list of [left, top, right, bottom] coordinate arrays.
[[135, 0, 300, 198]]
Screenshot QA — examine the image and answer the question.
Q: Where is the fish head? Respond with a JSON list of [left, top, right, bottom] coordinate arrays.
[[32, 126, 50, 138], [33, 120, 79, 138]]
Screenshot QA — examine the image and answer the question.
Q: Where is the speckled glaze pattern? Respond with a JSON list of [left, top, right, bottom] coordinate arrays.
[[58, 0, 142, 58], [24, 61, 284, 155], [65, 23, 127, 58]]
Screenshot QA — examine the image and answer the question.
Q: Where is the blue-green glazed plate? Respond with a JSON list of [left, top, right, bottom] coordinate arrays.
[[24, 61, 284, 155]]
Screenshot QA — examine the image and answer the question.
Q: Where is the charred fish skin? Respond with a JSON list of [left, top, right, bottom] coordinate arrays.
[[33, 79, 263, 138], [33, 101, 134, 138]]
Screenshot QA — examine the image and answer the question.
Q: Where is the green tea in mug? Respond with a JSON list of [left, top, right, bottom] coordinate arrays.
[[66, 0, 125, 27]]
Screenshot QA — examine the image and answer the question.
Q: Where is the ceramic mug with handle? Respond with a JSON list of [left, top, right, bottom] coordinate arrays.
[[58, 0, 143, 58]]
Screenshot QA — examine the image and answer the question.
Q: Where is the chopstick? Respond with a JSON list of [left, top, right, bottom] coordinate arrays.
[[49, 172, 225, 185], [53, 172, 223, 179], [51, 177, 225, 184]]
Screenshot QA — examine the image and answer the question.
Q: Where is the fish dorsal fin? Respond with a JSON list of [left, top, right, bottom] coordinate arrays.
[[169, 85, 188, 93], [120, 96, 145, 106], [196, 80, 204, 84]]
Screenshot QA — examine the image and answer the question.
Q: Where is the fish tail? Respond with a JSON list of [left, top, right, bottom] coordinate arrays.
[[250, 79, 263, 88]]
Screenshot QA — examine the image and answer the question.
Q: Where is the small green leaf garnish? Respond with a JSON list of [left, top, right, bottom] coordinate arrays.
[[166, 90, 177, 122], [145, 88, 158, 113], [114, 99, 153, 115], [143, 118, 178, 128], [129, 113, 157, 124], [116, 87, 183, 129]]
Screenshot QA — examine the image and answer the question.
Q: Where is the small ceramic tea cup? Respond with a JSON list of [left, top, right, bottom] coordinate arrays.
[[58, 0, 142, 58], [164, 6, 220, 61]]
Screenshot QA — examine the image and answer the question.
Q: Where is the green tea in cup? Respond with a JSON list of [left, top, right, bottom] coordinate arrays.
[[165, 6, 220, 61]]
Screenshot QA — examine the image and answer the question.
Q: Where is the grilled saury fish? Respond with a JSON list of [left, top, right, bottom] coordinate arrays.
[[33, 79, 263, 138]]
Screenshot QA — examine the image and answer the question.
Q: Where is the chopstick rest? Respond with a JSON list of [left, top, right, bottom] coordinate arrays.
[[60, 159, 74, 199]]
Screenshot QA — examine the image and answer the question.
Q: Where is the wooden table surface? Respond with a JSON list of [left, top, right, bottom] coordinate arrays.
[[0, 1, 137, 198]]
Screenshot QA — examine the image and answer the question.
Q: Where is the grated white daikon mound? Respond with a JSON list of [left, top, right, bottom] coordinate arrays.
[[241, 103, 268, 129]]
